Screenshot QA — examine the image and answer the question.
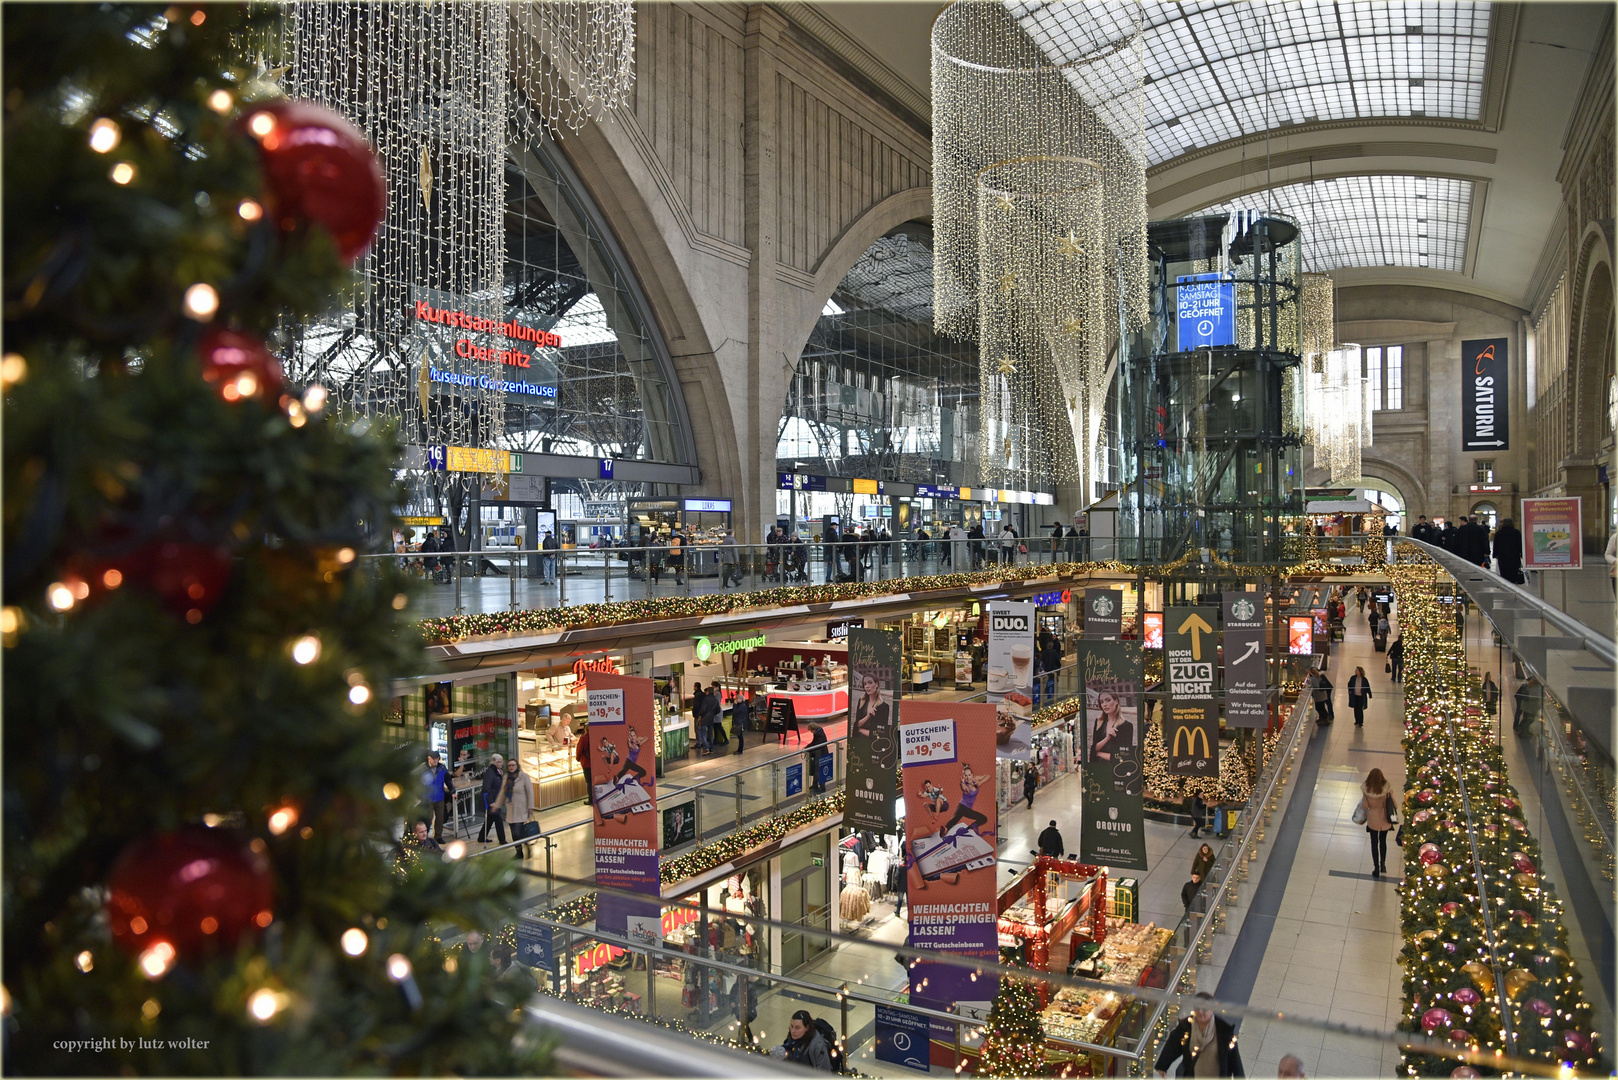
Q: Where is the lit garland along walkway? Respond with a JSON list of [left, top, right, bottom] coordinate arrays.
[[1454, 588, 1615, 1054], [1215, 601, 1410, 1078]]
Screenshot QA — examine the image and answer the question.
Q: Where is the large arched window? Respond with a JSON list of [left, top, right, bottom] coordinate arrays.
[[776, 222, 980, 492]]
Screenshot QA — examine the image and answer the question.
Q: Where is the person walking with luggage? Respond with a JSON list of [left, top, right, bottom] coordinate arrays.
[[477, 753, 507, 846], [1357, 768, 1398, 878], [1387, 635, 1405, 682], [1347, 666, 1373, 727], [1376, 611, 1391, 650]]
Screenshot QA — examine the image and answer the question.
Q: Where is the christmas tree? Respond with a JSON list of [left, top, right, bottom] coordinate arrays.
[[978, 975, 1048, 1077], [3, 5, 547, 1072]]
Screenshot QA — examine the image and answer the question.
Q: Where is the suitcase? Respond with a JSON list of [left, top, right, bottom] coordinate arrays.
[[1374, 637, 1386, 652]]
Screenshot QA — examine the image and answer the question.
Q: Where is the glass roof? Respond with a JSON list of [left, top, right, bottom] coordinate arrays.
[[1205, 174, 1473, 273], [1007, 1, 1493, 167]]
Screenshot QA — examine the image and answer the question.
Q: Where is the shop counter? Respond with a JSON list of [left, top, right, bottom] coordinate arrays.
[[661, 718, 691, 760]]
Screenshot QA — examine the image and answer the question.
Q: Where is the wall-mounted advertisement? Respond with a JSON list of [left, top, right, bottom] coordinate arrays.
[[586, 671, 661, 939], [1288, 616, 1315, 656], [1077, 641, 1147, 871], [1522, 497, 1583, 570], [901, 700, 999, 1018], [1165, 607, 1218, 776], [1461, 337, 1509, 452], [987, 602, 1035, 760], [1084, 588, 1123, 640], [846, 628, 901, 833], [1142, 612, 1164, 650]]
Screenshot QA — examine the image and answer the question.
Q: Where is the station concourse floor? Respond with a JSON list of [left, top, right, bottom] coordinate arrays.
[[473, 581, 1613, 1076]]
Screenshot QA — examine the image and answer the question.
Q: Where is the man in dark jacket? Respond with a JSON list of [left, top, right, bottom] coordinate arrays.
[[731, 692, 751, 756], [478, 753, 507, 845], [1411, 515, 1432, 543], [1037, 820, 1064, 857], [1456, 516, 1488, 566], [1493, 517, 1524, 583], [1155, 994, 1244, 1078], [1439, 521, 1458, 552], [806, 722, 829, 793]]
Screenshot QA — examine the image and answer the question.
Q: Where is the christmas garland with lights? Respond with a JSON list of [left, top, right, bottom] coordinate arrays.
[[539, 791, 848, 928], [416, 555, 1199, 646], [1390, 559, 1606, 1076]]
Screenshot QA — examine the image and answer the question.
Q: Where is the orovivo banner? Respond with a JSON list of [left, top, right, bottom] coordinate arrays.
[[1222, 591, 1268, 729], [586, 671, 661, 941], [1165, 607, 1219, 776], [846, 627, 901, 833], [1461, 338, 1509, 452], [902, 700, 999, 1017], [987, 601, 1035, 760], [1077, 641, 1148, 871]]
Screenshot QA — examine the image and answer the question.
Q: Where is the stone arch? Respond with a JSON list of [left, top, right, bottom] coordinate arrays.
[[782, 185, 935, 374], [1570, 221, 1616, 460], [1359, 457, 1430, 521]]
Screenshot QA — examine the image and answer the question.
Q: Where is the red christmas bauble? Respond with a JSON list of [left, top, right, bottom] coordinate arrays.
[[122, 541, 233, 620], [243, 100, 384, 264], [1421, 1007, 1454, 1032], [1510, 850, 1536, 874], [1420, 847, 1444, 865], [197, 327, 282, 402], [107, 826, 274, 958]]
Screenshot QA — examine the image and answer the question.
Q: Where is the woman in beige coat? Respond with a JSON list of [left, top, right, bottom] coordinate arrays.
[[1359, 768, 1397, 878], [500, 758, 537, 860]]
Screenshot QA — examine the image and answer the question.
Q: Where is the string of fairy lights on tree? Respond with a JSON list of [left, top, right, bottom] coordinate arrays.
[[1388, 553, 1605, 1076]]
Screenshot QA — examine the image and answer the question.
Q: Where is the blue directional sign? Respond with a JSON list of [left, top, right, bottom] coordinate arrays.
[[1176, 273, 1236, 349], [516, 916, 555, 972], [425, 445, 447, 472], [598, 458, 614, 480], [875, 1004, 930, 1072]]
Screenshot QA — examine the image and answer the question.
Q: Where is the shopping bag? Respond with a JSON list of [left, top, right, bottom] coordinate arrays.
[[1351, 801, 1368, 825]]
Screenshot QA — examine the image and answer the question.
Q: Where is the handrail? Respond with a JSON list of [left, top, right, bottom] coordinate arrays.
[[1128, 661, 1319, 1061], [1399, 538, 1616, 665], [525, 994, 803, 1077]]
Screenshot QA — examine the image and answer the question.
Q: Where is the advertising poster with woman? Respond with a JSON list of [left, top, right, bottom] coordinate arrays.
[[1077, 641, 1148, 870], [586, 670, 661, 937], [900, 700, 1000, 1017], [845, 627, 901, 833]]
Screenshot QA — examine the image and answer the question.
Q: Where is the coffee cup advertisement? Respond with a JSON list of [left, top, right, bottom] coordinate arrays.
[[986, 601, 1035, 761]]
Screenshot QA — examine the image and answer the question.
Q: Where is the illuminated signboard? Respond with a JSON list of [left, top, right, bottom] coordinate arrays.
[[1311, 607, 1328, 637], [446, 446, 512, 474], [683, 498, 733, 513], [1143, 612, 1164, 649], [778, 473, 828, 492], [852, 478, 879, 495], [1288, 616, 1314, 655], [1031, 589, 1072, 607], [429, 368, 556, 399], [914, 484, 958, 499]]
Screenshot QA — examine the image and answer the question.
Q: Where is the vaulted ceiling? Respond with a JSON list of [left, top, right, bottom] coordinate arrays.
[[805, 0, 1611, 311]]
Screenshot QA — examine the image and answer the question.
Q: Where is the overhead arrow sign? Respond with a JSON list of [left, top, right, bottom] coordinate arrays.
[[1177, 612, 1213, 660]]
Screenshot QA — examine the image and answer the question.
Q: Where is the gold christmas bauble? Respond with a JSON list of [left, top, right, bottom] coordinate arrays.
[[1503, 968, 1535, 1000], [1424, 863, 1448, 878], [1461, 961, 1495, 995]]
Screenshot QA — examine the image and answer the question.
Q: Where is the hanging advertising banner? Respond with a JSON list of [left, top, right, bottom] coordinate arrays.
[[586, 671, 661, 939], [1084, 588, 1123, 639], [1077, 641, 1148, 871], [845, 628, 901, 833], [1223, 592, 1268, 729], [1165, 607, 1219, 776], [901, 700, 1000, 1017], [1522, 497, 1583, 570], [987, 601, 1035, 761], [1461, 338, 1509, 451]]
